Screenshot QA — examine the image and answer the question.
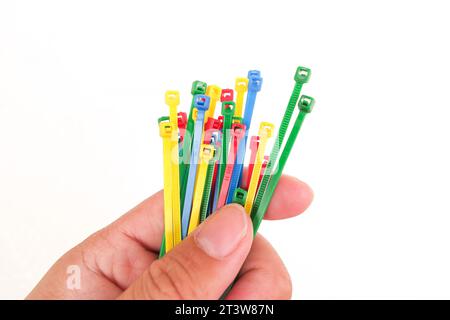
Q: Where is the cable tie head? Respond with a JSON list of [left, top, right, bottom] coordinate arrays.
[[235, 77, 249, 93], [194, 94, 211, 112], [298, 95, 315, 113], [159, 120, 173, 138], [200, 144, 215, 161], [258, 121, 275, 138], [204, 117, 222, 131], [294, 66, 311, 84], [191, 81, 207, 95], [248, 70, 261, 78], [204, 118, 217, 131], [231, 123, 246, 139], [158, 116, 170, 124], [206, 85, 222, 100], [232, 116, 243, 124], [233, 188, 248, 206], [165, 90, 180, 106], [248, 70, 263, 92], [203, 117, 223, 144], [220, 89, 234, 102], [221, 101, 235, 116]]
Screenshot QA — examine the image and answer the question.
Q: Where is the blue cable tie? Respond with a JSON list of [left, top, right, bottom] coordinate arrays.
[[181, 94, 210, 239], [226, 70, 263, 203]]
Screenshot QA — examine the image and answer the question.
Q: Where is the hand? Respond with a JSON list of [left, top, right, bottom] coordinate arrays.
[[26, 175, 313, 300]]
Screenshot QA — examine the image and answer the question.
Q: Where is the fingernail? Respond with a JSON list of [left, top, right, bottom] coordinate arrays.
[[194, 204, 248, 259]]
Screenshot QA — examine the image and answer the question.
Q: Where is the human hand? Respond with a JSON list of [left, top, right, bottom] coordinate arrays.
[[26, 175, 313, 300]]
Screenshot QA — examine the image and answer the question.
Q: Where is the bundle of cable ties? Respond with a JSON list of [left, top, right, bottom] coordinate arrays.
[[158, 66, 315, 256]]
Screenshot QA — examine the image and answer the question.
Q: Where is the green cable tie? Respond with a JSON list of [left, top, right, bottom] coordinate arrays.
[[200, 160, 216, 223], [250, 66, 311, 219], [158, 116, 170, 123], [232, 187, 247, 206], [252, 95, 315, 234], [217, 101, 235, 196]]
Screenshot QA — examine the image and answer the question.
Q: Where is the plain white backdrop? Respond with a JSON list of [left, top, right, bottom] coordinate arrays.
[[1, 0, 450, 299]]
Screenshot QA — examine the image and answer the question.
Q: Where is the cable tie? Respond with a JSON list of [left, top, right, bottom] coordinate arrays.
[[245, 135, 260, 190], [234, 77, 248, 118], [220, 88, 234, 102], [251, 66, 310, 219], [188, 144, 215, 235], [165, 91, 182, 246], [159, 120, 175, 252], [252, 95, 314, 233], [232, 187, 247, 206], [217, 123, 246, 209], [226, 70, 263, 204], [181, 94, 210, 239], [205, 85, 222, 120], [200, 134, 219, 223], [244, 122, 275, 214]]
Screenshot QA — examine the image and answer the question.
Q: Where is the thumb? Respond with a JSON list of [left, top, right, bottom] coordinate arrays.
[[118, 204, 253, 299]]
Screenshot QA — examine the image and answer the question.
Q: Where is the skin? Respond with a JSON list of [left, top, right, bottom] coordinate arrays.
[[26, 175, 313, 300]]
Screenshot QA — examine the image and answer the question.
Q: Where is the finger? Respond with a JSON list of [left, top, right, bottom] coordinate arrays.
[[241, 167, 313, 220], [225, 234, 292, 300], [113, 175, 312, 254], [111, 190, 165, 253], [263, 175, 314, 220], [118, 204, 253, 300]]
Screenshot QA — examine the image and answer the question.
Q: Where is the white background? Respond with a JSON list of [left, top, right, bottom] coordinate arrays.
[[1, 0, 450, 299]]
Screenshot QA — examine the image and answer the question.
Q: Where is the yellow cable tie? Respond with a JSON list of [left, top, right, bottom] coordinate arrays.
[[205, 85, 222, 120], [234, 77, 249, 118], [244, 122, 275, 214], [188, 144, 215, 235], [165, 90, 182, 246], [159, 120, 175, 252]]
